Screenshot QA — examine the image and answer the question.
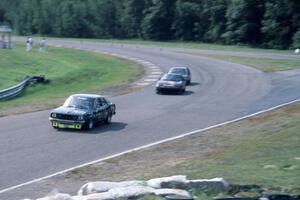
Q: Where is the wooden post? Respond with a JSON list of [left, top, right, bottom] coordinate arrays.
[[0, 34, 4, 48]]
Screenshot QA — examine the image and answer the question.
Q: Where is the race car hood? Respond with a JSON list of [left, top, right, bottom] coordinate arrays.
[[52, 106, 90, 116], [158, 80, 181, 85]]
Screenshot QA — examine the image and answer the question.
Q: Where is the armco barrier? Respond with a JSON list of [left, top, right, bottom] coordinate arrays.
[[0, 77, 32, 100]]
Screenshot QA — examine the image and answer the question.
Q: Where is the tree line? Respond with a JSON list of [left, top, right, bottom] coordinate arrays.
[[0, 0, 300, 49]]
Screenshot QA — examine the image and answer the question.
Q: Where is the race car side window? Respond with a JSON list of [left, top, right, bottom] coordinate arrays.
[[102, 97, 108, 105], [95, 98, 101, 109], [98, 98, 106, 107]]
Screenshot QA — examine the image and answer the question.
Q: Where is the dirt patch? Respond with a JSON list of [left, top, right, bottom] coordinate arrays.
[[248, 111, 282, 123], [248, 104, 300, 124]]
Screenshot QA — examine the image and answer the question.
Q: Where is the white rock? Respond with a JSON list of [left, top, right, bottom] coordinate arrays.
[[295, 48, 300, 54], [154, 189, 190, 197], [36, 193, 74, 200], [77, 181, 145, 195], [147, 175, 187, 188], [108, 186, 155, 199], [259, 198, 269, 200], [187, 177, 229, 192], [73, 192, 113, 200]]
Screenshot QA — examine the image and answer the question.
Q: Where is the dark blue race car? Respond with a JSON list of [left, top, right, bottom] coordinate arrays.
[[49, 94, 116, 130]]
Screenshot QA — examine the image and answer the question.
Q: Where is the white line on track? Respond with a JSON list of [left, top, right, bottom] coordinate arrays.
[[150, 72, 163, 74], [140, 61, 152, 65], [1, 97, 300, 194], [109, 53, 120, 57], [136, 82, 152, 86], [146, 75, 161, 78], [146, 63, 157, 66], [149, 67, 160, 70], [133, 59, 144, 62], [126, 57, 135, 60], [143, 79, 158, 82], [150, 69, 162, 72]]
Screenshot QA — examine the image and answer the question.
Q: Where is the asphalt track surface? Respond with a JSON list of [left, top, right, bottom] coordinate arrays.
[[1, 40, 300, 199]]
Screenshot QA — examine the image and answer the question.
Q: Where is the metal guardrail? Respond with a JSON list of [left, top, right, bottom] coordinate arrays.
[[0, 77, 32, 100]]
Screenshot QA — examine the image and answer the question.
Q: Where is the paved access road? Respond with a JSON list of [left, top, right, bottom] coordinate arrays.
[[1, 40, 300, 199]]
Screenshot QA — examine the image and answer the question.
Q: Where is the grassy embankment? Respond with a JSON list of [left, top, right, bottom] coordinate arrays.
[[48, 37, 300, 72], [66, 102, 300, 198], [16, 36, 299, 72], [95, 39, 299, 72], [184, 53, 300, 72], [0, 44, 142, 116], [95, 38, 299, 72], [45, 37, 293, 54]]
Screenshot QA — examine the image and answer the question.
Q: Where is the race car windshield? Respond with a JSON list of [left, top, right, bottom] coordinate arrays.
[[63, 96, 94, 109], [170, 68, 186, 75], [162, 74, 182, 82]]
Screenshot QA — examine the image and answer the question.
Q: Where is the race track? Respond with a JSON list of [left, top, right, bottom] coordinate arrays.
[[1, 40, 300, 199]]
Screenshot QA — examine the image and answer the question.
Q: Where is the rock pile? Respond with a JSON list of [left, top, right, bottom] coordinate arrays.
[[22, 175, 299, 200], [22, 175, 229, 200]]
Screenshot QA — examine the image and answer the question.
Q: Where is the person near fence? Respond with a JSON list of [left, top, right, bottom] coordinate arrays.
[[39, 38, 46, 52], [26, 37, 30, 51], [26, 37, 33, 51]]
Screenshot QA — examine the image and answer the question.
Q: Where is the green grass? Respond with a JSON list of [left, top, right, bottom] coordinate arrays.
[[187, 121, 300, 192], [170, 105, 300, 194], [185, 53, 300, 72], [45, 37, 300, 72], [0, 44, 142, 115]]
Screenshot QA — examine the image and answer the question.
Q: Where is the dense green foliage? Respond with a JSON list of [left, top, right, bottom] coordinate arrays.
[[0, 0, 300, 49]]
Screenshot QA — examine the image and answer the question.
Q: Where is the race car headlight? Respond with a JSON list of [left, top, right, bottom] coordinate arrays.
[[51, 113, 56, 118]]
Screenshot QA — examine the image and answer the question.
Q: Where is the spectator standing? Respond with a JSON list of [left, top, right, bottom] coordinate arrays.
[[29, 37, 33, 51], [26, 37, 33, 51], [39, 38, 46, 52], [26, 37, 30, 51]]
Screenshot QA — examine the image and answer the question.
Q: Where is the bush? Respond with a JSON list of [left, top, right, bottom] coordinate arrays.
[[292, 29, 300, 48]]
